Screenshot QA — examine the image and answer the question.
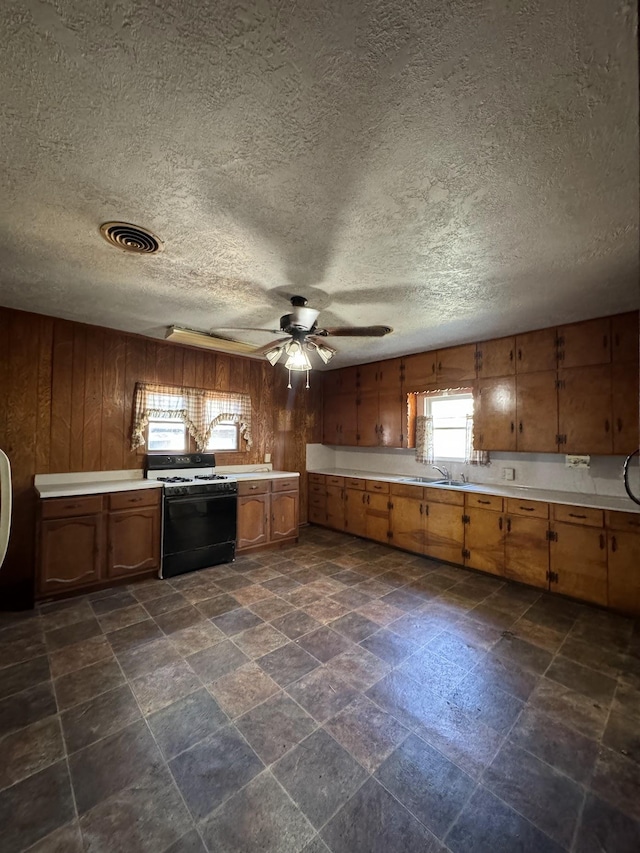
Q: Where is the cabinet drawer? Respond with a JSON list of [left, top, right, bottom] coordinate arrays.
[[605, 510, 640, 533], [309, 505, 327, 525], [309, 473, 325, 485], [238, 480, 271, 497], [466, 493, 503, 512], [272, 477, 299, 493], [346, 477, 365, 490], [366, 480, 389, 494], [423, 487, 465, 506], [326, 475, 345, 487], [42, 494, 104, 519], [309, 494, 326, 509], [506, 498, 549, 519], [326, 485, 343, 499], [391, 483, 424, 499], [309, 483, 326, 496], [109, 489, 161, 511], [552, 504, 603, 528]]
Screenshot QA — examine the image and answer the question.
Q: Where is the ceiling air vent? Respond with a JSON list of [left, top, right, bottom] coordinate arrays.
[[99, 222, 163, 254]]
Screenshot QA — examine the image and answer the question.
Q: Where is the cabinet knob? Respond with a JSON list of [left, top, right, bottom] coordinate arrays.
[[599, 534, 605, 550], [611, 535, 617, 553], [604, 420, 610, 433], [510, 422, 514, 433]]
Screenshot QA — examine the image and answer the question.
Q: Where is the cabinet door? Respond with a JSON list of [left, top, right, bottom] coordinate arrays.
[[475, 377, 516, 451], [345, 488, 367, 537], [504, 516, 549, 589], [558, 365, 612, 454], [516, 371, 558, 453], [549, 522, 607, 605], [391, 497, 425, 553], [335, 392, 358, 446], [271, 491, 299, 541], [402, 352, 436, 391], [612, 361, 639, 456], [375, 358, 402, 391], [378, 389, 403, 447], [322, 394, 340, 444], [107, 509, 160, 579], [357, 391, 380, 447], [237, 494, 269, 550], [425, 502, 464, 564], [558, 318, 611, 368], [608, 531, 640, 617], [515, 328, 558, 373], [326, 485, 345, 531], [477, 338, 515, 378], [612, 312, 639, 363], [365, 492, 390, 543], [464, 508, 505, 575], [39, 515, 103, 594], [436, 344, 477, 385]]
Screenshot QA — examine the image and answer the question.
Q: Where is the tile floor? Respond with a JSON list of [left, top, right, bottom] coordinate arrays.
[[1, 527, 639, 853]]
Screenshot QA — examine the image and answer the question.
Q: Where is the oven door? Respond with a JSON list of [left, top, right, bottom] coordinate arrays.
[[161, 492, 237, 578]]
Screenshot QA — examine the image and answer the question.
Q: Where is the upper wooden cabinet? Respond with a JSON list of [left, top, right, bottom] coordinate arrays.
[[516, 371, 558, 453], [557, 317, 611, 368], [436, 344, 477, 385], [402, 352, 437, 391], [612, 361, 639, 455], [611, 312, 639, 363], [515, 328, 557, 373], [558, 365, 612, 454], [476, 337, 515, 378], [474, 377, 516, 451]]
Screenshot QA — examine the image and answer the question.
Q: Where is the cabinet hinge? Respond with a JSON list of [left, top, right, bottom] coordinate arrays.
[[462, 514, 470, 524], [387, 530, 393, 539], [462, 548, 470, 559], [555, 434, 566, 446], [546, 570, 559, 583], [555, 379, 566, 390], [387, 501, 394, 510], [356, 434, 360, 442], [546, 529, 558, 542], [400, 433, 404, 444], [555, 335, 565, 347]]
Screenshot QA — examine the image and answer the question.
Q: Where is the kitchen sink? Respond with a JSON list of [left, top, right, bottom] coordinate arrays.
[[400, 476, 434, 484], [430, 478, 467, 487]]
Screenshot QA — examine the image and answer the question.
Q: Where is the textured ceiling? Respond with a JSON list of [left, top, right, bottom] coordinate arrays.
[[0, 0, 638, 368]]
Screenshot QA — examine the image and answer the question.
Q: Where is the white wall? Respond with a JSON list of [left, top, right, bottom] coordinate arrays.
[[306, 444, 629, 498]]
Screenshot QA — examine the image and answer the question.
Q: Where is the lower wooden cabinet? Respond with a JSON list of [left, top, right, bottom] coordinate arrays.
[[107, 508, 160, 579], [39, 514, 103, 594], [504, 515, 549, 588], [237, 494, 270, 550], [237, 478, 300, 552], [365, 492, 390, 543], [464, 506, 505, 576], [271, 491, 299, 541], [345, 488, 367, 537], [607, 531, 640, 616], [549, 521, 608, 605], [326, 484, 346, 531], [390, 495, 425, 553]]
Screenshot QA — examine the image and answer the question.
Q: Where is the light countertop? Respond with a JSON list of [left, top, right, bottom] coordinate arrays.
[[307, 467, 640, 514]]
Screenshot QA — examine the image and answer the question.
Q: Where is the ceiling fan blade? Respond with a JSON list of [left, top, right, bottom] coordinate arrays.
[[315, 325, 393, 337], [211, 327, 282, 334], [253, 337, 291, 355]]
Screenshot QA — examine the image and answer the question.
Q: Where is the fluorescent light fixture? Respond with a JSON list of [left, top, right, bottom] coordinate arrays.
[[166, 326, 258, 355]]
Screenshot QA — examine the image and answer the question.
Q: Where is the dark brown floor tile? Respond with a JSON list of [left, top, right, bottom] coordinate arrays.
[[510, 707, 598, 784], [169, 724, 263, 819], [40, 600, 93, 631], [97, 603, 148, 633], [212, 606, 264, 636], [27, 821, 84, 852], [147, 687, 227, 758], [79, 765, 192, 853], [209, 662, 280, 718], [301, 598, 350, 625], [154, 604, 204, 635], [449, 672, 524, 735], [214, 575, 253, 593], [233, 622, 288, 658], [200, 770, 315, 853], [613, 682, 640, 723], [196, 593, 242, 619], [331, 588, 372, 610], [91, 590, 138, 615], [107, 618, 163, 654], [603, 710, 640, 764], [330, 612, 379, 643], [445, 785, 564, 853], [326, 694, 408, 773], [131, 659, 202, 715], [54, 658, 124, 710], [49, 634, 114, 678], [321, 776, 442, 853], [360, 628, 419, 665], [272, 610, 321, 639], [447, 616, 503, 650], [519, 601, 575, 634], [286, 667, 357, 722], [378, 589, 423, 612], [257, 642, 320, 686], [575, 792, 640, 853], [355, 599, 405, 626], [511, 616, 569, 653], [546, 655, 618, 704], [130, 578, 173, 603], [164, 829, 208, 853], [398, 648, 468, 696], [142, 591, 188, 618], [426, 630, 486, 669], [326, 646, 391, 691], [169, 620, 225, 656], [0, 715, 64, 790], [296, 626, 353, 663], [331, 569, 366, 586], [492, 632, 553, 674], [69, 719, 163, 814], [263, 576, 303, 596], [468, 652, 539, 701], [0, 681, 57, 739], [386, 611, 447, 645], [0, 654, 50, 701], [530, 678, 609, 740], [376, 733, 474, 839], [484, 741, 583, 847], [187, 640, 249, 683], [45, 617, 102, 651], [250, 597, 296, 622], [232, 584, 275, 606], [0, 760, 75, 852], [61, 683, 141, 752], [283, 587, 325, 609], [591, 746, 640, 821], [117, 636, 181, 679], [559, 635, 629, 680], [273, 729, 367, 829], [237, 692, 317, 764]]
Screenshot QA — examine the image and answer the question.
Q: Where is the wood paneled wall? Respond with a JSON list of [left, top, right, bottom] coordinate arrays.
[[0, 306, 321, 608]]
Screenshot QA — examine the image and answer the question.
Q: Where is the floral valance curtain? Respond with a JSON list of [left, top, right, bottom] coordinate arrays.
[[131, 383, 252, 451], [465, 414, 489, 466], [415, 415, 434, 464]]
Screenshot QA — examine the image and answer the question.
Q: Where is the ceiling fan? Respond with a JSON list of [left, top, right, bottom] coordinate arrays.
[[167, 296, 392, 387]]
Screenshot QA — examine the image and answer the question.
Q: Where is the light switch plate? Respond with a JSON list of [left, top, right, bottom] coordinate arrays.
[[265, 452, 272, 463], [566, 455, 590, 469], [502, 467, 515, 481]]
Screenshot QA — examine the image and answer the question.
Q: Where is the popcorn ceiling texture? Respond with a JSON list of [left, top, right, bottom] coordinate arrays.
[[0, 0, 637, 367]]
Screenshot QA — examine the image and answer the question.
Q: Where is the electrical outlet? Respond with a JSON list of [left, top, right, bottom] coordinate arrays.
[[566, 455, 590, 469], [265, 452, 272, 464], [502, 467, 515, 481]]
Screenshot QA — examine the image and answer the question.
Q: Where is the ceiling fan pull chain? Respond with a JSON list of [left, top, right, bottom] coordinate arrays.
[[287, 368, 292, 390], [305, 369, 310, 390]]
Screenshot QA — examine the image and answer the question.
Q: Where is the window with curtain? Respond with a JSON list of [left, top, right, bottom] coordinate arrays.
[[413, 389, 489, 465], [131, 383, 252, 452]]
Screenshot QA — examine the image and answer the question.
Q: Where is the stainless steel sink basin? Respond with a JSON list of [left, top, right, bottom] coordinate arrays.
[[430, 479, 467, 487], [400, 477, 434, 484]]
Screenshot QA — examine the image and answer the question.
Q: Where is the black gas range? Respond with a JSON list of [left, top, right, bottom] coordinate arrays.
[[145, 453, 238, 579]]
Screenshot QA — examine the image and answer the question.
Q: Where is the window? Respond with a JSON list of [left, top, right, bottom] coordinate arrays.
[[147, 418, 187, 452], [422, 391, 474, 460], [206, 422, 239, 451]]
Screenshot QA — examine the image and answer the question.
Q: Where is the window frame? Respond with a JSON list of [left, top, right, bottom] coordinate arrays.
[[420, 389, 474, 462]]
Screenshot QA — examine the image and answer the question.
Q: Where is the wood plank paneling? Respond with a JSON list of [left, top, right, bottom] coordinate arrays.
[[50, 320, 74, 472], [216, 354, 230, 390], [83, 328, 104, 471], [70, 325, 87, 471], [36, 316, 54, 475], [123, 336, 147, 469], [102, 332, 126, 471]]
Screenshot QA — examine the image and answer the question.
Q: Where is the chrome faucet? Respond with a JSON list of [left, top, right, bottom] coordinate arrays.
[[432, 465, 450, 480]]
